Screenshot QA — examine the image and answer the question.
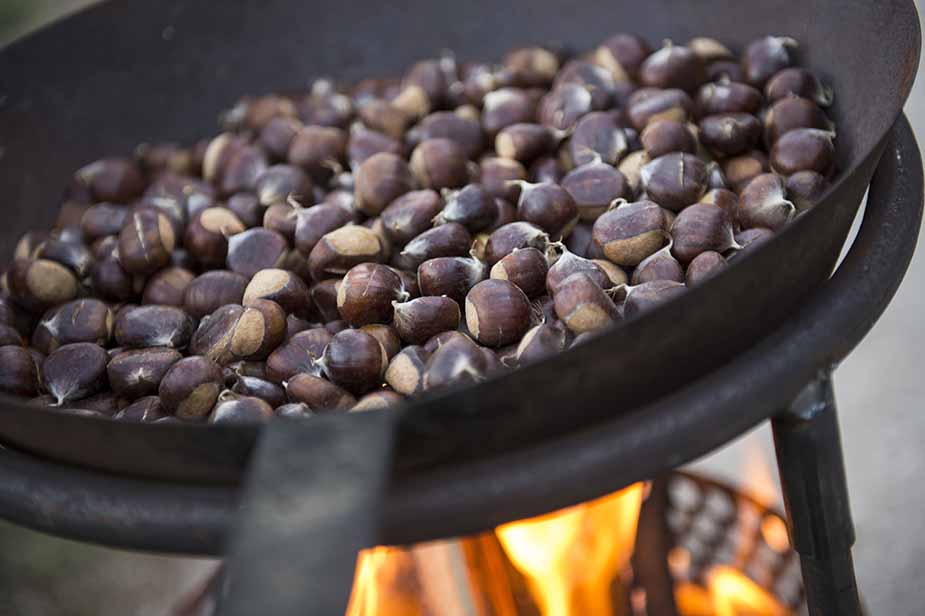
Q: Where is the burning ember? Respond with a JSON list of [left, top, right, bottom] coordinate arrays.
[[344, 469, 800, 615]]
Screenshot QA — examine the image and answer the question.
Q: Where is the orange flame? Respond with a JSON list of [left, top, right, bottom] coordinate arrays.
[[495, 483, 645, 616], [345, 546, 426, 616], [708, 566, 791, 616]]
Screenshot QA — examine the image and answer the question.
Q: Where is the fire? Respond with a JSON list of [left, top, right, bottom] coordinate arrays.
[[346, 546, 426, 616], [708, 566, 791, 616], [495, 483, 645, 616]]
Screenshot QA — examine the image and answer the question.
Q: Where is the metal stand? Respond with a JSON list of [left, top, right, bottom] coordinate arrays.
[[773, 375, 862, 616]]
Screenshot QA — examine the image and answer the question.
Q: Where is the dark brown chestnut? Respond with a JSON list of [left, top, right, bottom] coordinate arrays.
[[545, 247, 611, 295], [785, 170, 829, 211], [633, 245, 685, 284], [407, 111, 484, 160], [626, 88, 694, 132], [0, 345, 39, 397], [291, 203, 354, 257], [285, 373, 356, 411], [209, 394, 275, 424], [192, 300, 286, 364], [478, 157, 528, 203], [409, 138, 469, 190], [393, 296, 461, 344], [435, 184, 497, 232], [288, 125, 348, 181], [42, 342, 109, 405], [114, 305, 194, 349], [482, 88, 538, 137], [317, 329, 387, 395], [686, 250, 728, 285], [490, 247, 548, 299], [142, 267, 194, 307], [255, 164, 313, 206], [243, 268, 309, 314], [422, 335, 490, 391], [592, 199, 668, 266], [695, 82, 764, 117], [309, 279, 342, 323], [733, 227, 775, 255], [495, 123, 560, 163], [502, 46, 560, 87], [336, 263, 408, 326], [513, 321, 571, 366], [32, 299, 113, 354], [594, 33, 650, 81], [227, 192, 264, 228], [8, 259, 79, 313], [514, 181, 578, 239], [115, 209, 174, 276], [484, 221, 550, 266], [561, 160, 630, 222], [670, 203, 739, 264], [266, 328, 331, 383], [107, 347, 182, 400], [699, 113, 762, 157], [359, 324, 402, 361], [158, 356, 225, 420], [358, 99, 413, 139], [770, 128, 836, 176], [384, 345, 430, 395], [75, 158, 145, 203], [553, 272, 620, 334], [623, 280, 687, 318], [298, 79, 354, 128], [639, 44, 705, 92], [348, 123, 403, 169], [352, 390, 404, 411], [232, 375, 287, 408], [259, 115, 303, 161], [225, 228, 289, 278], [354, 152, 415, 216], [737, 173, 796, 230], [763, 96, 833, 146], [183, 270, 248, 319], [640, 152, 708, 211], [554, 60, 624, 109], [531, 156, 564, 184], [465, 279, 531, 347], [565, 112, 629, 168], [765, 67, 833, 106], [113, 396, 167, 422], [90, 256, 142, 303], [742, 36, 798, 87], [378, 190, 442, 246], [394, 222, 471, 271], [81, 203, 128, 242], [416, 256, 486, 305], [184, 207, 246, 268], [640, 120, 698, 158], [308, 226, 385, 281], [722, 150, 770, 192], [537, 83, 593, 131]]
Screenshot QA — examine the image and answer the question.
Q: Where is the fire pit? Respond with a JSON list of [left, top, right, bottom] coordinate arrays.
[[0, 1, 921, 615]]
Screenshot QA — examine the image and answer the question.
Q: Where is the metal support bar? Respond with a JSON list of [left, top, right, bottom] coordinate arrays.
[[772, 374, 862, 616]]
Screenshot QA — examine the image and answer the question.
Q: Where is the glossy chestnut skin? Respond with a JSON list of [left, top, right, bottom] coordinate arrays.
[[465, 279, 532, 348], [639, 44, 705, 92], [592, 200, 668, 266], [421, 335, 492, 391], [553, 272, 620, 334], [209, 394, 275, 424], [640, 119, 697, 158], [742, 36, 797, 87], [0, 345, 40, 397], [670, 203, 738, 264], [384, 345, 430, 396], [32, 299, 113, 354], [484, 221, 550, 266], [640, 153, 708, 211], [546, 247, 611, 294], [626, 88, 693, 132], [481, 88, 538, 137], [393, 296, 461, 345], [632, 247, 685, 284], [515, 182, 579, 238], [336, 263, 407, 326], [184, 207, 246, 268], [561, 161, 630, 222], [8, 258, 79, 313], [265, 328, 331, 383], [292, 203, 354, 257], [318, 329, 387, 395], [285, 373, 356, 411], [226, 227, 289, 278], [409, 138, 469, 190], [107, 347, 182, 400], [184, 270, 249, 319], [407, 111, 484, 160], [114, 305, 194, 349], [490, 247, 548, 299], [686, 250, 728, 285], [142, 267, 195, 307], [763, 96, 832, 146], [309, 226, 385, 281], [478, 157, 528, 203], [75, 157, 146, 203], [42, 342, 110, 405], [394, 223, 472, 271], [435, 184, 497, 232], [738, 173, 796, 230], [158, 356, 225, 420], [770, 128, 836, 176], [190, 300, 286, 364], [765, 67, 833, 106], [623, 280, 687, 318], [354, 152, 415, 216], [113, 396, 167, 423], [699, 113, 762, 157], [417, 256, 486, 306]]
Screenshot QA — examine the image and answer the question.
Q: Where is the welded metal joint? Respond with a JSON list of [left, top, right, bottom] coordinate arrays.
[[772, 373, 862, 616]]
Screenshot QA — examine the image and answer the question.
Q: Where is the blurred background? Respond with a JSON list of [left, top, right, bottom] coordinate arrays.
[[0, 1, 923, 615]]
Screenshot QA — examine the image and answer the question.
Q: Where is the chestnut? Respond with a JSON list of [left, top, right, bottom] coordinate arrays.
[[594, 33, 650, 81], [514, 321, 571, 366], [75, 157, 145, 203], [185, 207, 246, 268], [259, 115, 303, 161], [592, 200, 668, 266], [298, 79, 354, 128], [484, 221, 550, 266], [184, 270, 249, 319], [786, 170, 829, 211], [514, 181, 578, 238], [617, 150, 651, 197], [0, 325, 23, 348], [81, 203, 128, 242], [695, 82, 764, 117], [208, 138, 268, 198], [266, 328, 331, 383], [262, 202, 300, 241], [158, 356, 225, 420], [686, 250, 728, 285], [378, 190, 442, 246], [317, 329, 387, 395], [733, 227, 775, 255], [107, 347, 182, 400], [359, 99, 412, 139], [384, 345, 430, 395], [417, 256, 486, 305], [422, 335, 491, 391], [422, 330, 472, 353], [32, 299, 113, 354], [231, 375, 287, 408], [699, 188, 740, 221], [393, 296, 461, 344], [394, 222, 471, 271], [255, 164, 313, 206], [142, 267, 194, 307], [565, 112, 628, 168], [766, 67, 833, 106], [292, 203, 354, 257], [354, 152, 415, 216], [113, 396, 167, 422], [409, 138, 469, 190], [482, 88, 538, 137], [275, 402, 314, 418], [90, 256, 142, 303], [226, 227, 289, 278], [465, 279, 531, 347], [8, 259, 79, 313], [742, 36, 798, 87], [478, 157, 528, 203], [308, 225, 385, 281], [285, 373, 356, 411], [310, 278, 342, 323], [243, 268, 309, 314], [687, 37, 734, 63], [531, 156, 564, 184], [554, 60, 624, 109], [670, 203, 739, 263], [633, 244, 685, 284], [490, 247, 548, 299], [738, 173, 795, 230], [0, 345, 39, 396], [561, 160, 630, 222], [593, 259, 629, 287], [407, 111, 484, 160], [640, 119, 698, 158], [67, 391, 126, 417], [770, 128, 836, 176], [639, 44, 705, 92], [502, 46, 560, 87], [553, 272, 620, 334], [623, 280, 687, 318], [288, 125, 348, 181], [435, 184, 497, 232], [336, 263, 408, 326], [348, 123, 403, 169], [210, 394, 275, 424], [192, 300, 286, 364], [495, 123, 560, 163], [114, 305, 194, 349], [699, 113, 762, 157], [722, 150, 769, 192], [763, 96, 833, 146], [626, 88, 694, 132], [360, 324, 403, 361], [537, 83, 593, 131], [42, 342, 109, 405], [640, 153, 708, 211], [352, 390, 403, 411], [0, 296, 35, 338]]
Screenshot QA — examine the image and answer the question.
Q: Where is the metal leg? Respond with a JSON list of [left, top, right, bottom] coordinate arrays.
[[771, 373, 862, 616]]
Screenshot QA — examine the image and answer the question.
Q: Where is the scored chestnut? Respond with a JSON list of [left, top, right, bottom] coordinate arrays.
[[32, 299, 113, 354], [640, 153, 708, 211]]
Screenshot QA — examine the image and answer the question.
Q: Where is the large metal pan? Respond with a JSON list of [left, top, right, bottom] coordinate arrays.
[[0, 0, 919, 484]]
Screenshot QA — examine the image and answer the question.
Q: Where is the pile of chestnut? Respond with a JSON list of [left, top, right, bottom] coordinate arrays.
[[0, 33, 835, 423]]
